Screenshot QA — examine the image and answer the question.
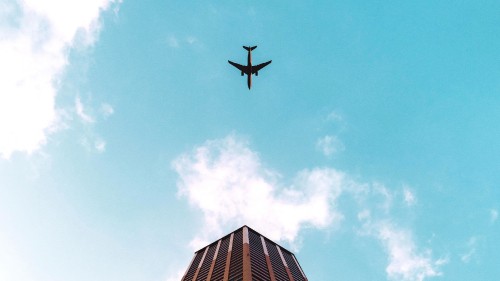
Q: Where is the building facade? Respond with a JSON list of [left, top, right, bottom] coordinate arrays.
[[181, 225, 308, 281]]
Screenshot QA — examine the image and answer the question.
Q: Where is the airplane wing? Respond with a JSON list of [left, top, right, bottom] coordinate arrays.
[[252, 60, 272, 74], [228, 60, 248, 73]]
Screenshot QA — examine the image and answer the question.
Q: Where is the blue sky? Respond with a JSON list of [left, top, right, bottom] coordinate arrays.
[[1, 0, 500, 280]]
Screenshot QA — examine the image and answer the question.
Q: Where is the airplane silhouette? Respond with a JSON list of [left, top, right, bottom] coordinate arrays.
[[228, 46, 272, 89]]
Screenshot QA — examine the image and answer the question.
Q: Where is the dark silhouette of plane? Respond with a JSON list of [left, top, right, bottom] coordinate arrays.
[[228, 46, 272, 89]]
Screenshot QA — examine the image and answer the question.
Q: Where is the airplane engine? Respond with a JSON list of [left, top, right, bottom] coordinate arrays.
[[241, 71, 244, 76], [255, 72, 258, 76]]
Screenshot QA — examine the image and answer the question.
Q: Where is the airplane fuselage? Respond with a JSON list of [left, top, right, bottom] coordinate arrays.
[[247, 48, 252, 89]]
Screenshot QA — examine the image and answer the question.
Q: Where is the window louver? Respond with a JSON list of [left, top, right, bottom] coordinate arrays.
[[228, 229, 243, 281], [197, 245, 217, 281], [265, 239, 288, 281], [210, 236, 230, 281], [283, 251, 304, 281], [248, 229, 271, 281], [182, 251, 204, 281]]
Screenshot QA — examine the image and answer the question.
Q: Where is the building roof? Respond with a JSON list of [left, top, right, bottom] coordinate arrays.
[[181, 225, 308, 281]]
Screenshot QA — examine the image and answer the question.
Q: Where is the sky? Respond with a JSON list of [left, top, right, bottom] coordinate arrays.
[[1, 0, 500, 281]]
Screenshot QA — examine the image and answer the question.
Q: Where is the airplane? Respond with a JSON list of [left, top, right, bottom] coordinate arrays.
[[228, 46, 272, 89]]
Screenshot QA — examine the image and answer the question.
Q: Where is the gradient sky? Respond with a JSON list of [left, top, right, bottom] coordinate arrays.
[[1, 1, 500, 281]]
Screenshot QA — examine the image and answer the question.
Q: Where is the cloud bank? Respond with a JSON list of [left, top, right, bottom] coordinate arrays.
[[173, 134, 444, 281], [0, 0, 120, 158]]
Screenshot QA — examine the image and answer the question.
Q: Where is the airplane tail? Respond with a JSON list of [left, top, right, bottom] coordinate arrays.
[[243, 46, 257, 51]]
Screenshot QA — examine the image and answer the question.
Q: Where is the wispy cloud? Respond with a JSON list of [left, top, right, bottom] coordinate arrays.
[[172, 134, 444, 280], [0, 0, 121, 159], [326, 111, 343, 123], [316, 135, 345, 157], [75, 97, 112, 153], [75, 96, 95, 124], [167, 35, 199, 49], [315, 111, 346, 158], [355, 184, 443, 281], [100, 103, 114, 118], [403, 186, 417, 206], [94, 138, 106, 153], [186, 36, 197, 45], [461, 236, 478, 263], [167, 35, 179, 48], [378, 223, 445, 281], [490, 209, 498, 224], [80, 137, 106, 153], [77, 99, 114, 122]]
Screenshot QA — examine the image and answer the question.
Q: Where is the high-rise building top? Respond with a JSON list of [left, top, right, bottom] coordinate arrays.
[[181, 225, 308, 281]]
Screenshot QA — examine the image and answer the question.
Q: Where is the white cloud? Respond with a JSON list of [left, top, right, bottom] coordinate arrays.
[[316, 135, 345, 157], [357, 209, 371, 221], [167, 35, 199, 49], [100, 103, 114, 118], [490, 209, 498, 223], [461, 236, 478, 263], [75, 96, 95, 123], [173, 135, 344, 249], [75, 97, 113, 153], [168, 35, 179, 48], [80, 136, 106, 153], [0, 0, 120, 159], [377, 223, 445, 281], [186, 36, 197, 45], [94, 138, 106, 153], [403, 186, 417, 206], [356, 189, 444, 281], [370, 183, 393, 213], [326, 111, 343, 123]]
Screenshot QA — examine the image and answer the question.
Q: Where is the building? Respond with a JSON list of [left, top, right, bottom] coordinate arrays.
[[181, 225, 308, 281]]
